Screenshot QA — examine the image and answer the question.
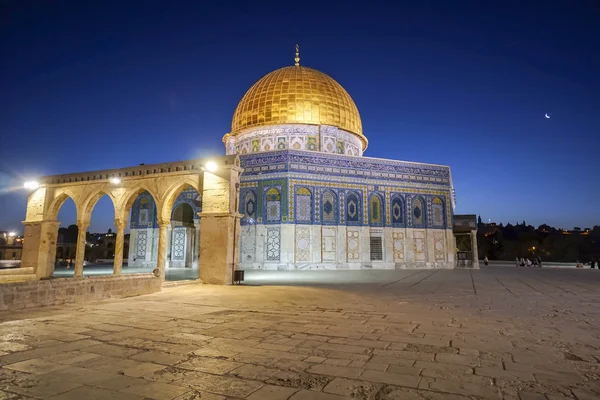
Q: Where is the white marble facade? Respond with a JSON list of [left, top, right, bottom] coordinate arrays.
[[128, 223, 200, 269], [239, 225, 456, 270]]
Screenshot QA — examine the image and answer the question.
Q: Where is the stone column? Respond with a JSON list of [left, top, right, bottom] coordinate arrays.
[[74, 221, 89, 278], [193, 220, 201, 268], [21, 220, 60, 279], [113, 219, 126, 275], [153, 219, 170, 279], [199, 163, 242, 284], [470, 229, 480, 269]]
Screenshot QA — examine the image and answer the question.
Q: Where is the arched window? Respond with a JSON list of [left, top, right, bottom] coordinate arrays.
[[321, 190, 337, 224], [138, 197, 150, 226], [266, 188, 281, 222], [346, 192, 360, 224], [369, 194, 383, 225], [295, 187, 312, 223], [244, 191, 256, 219], [413, 197, 425, 226], [432, 197, 445, 226], [391, 195, 404, 224]]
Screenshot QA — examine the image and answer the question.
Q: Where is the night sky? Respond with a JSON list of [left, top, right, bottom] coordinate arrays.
[[1, 0, 599, 233]]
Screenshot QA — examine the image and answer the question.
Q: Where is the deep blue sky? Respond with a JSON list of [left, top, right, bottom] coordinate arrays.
[[1, 0, 599, 233]]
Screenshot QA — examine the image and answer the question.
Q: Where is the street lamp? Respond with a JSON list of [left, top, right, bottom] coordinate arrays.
[[8, 232, 16, 237], [23, 181, 39, 190]]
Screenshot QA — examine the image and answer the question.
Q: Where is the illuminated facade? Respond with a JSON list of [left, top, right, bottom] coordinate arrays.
[[131, 50, 460, 270]]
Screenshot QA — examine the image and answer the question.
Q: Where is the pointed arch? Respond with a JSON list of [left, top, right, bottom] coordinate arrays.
[[160, 178, 202, 223], [345, 191, 361, 225], [431, 196, 445, 227], [295, 187, 312, 223], [80, 190, 117, 223], [321, 189, 337, 225], [265, 187, 281, 222], [368, 193, 384, 226], [46, 189, 80, 221], [412, 196, 426, 226], [241, 189, 257, 221], [390, 194, 405, 226]]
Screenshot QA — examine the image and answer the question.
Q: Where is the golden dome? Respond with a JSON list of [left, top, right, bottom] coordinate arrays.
[[230, 65, 367, 149]]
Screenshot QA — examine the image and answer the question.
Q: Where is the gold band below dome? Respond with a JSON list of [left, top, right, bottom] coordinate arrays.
[[230, 65, 367, 150]]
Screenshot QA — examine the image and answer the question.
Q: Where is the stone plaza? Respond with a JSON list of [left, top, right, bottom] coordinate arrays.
[[1, 266, 599, 399]]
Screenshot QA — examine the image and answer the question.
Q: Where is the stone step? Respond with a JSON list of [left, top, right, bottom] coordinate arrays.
[[0, 274, 37, 283], [0, 267, 34, 276]]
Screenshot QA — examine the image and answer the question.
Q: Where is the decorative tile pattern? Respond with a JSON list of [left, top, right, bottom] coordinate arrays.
[[392, 231, 405, 261], [136, 231, 147, 259], [295, 187, 312, 222], [346, 230, 360, 262], [244, 191, 256, 218], [266, 227, 280, 261], [369, 194, 383, 225], [391, 196, 404, 224], [413, 230, 426, 262], [171, 228, 186, 261], [322, 191, 336, 224], [413, 197, 424, 226], [295, 226, 311, 262], [266, 188, 281, 222], [432, 197, 444, 226], [434, 231, 446, 261], [321, 226, 337, 261], [346, 192, 360, 223], [240, 225, 256, 263]]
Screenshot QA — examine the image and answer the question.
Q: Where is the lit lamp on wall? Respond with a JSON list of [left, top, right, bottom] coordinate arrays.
[[109, 177, 121, 185], [204, 161, 217, 172], [23, 181, 39, 190]]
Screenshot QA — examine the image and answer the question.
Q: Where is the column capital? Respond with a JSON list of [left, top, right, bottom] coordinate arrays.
[[114, 218, 126, 230], [157, 218, 171, 227], [76, 220, 90, 229]]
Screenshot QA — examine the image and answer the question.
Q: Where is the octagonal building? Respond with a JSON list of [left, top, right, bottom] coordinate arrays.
[[129, 52, 465, 271]]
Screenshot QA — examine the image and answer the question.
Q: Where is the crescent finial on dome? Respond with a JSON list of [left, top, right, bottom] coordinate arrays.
[[294, 44, 300, 66]]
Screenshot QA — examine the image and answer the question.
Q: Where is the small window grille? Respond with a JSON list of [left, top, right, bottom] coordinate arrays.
[[370, 236, 383, 261]]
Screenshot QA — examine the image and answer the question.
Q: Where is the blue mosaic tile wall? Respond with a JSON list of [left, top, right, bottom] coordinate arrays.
[[130, 187, 202, 229]]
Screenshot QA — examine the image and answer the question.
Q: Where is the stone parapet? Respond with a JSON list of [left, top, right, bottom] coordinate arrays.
[[0, 274, 161, 311]]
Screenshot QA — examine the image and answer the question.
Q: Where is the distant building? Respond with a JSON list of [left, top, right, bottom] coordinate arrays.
[[0, 231, 23, 261]]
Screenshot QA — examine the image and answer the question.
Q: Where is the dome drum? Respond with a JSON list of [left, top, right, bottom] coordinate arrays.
[[224, 124, 362, 156]]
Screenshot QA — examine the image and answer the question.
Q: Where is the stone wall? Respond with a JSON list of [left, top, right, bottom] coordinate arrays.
[[0, 274, 161, 311]]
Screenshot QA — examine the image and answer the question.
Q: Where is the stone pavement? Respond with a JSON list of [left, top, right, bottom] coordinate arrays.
[[1, 267, 600, 399]]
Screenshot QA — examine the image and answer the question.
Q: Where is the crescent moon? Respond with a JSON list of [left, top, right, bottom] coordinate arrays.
[[545, 113, 551, 119]]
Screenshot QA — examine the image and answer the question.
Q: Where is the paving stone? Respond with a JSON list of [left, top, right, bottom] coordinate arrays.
[[246, 384, 299, 400], [42, 365, 118, 385], [307, 363, 363, 379], [229, 364, 280, 380], [304, 355, 326, 363], [289, 389, 348, 399], [434, 353, 479, 366], [129, 350, 186, 365], [266, 371, 333, 391], [119, 381, 191, 399], [317, 343, 371, 355], [360, 369, 420, 387], [418, 377, 501, 399], [323, 358, 352, 366], [322, 377, 381, 399], [175, 371, 263, 397], [375, 385, 471, 399], [41, 350, 102, 365], [175, 356, 243, 374], [48, 385, 146, 400], [474, 367, 535, 381], [4, 358, 69, 374]]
